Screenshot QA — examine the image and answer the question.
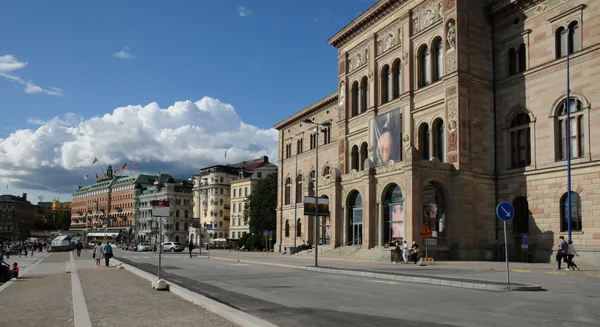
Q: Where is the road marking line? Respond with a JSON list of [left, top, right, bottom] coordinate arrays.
[[512, 269, 532, 273], [547, 271, 567, 275], [70, 251, 92, 327], [227, 263, 250, 266], [367, 280, 400, 285], [586, 274, 600, 278]]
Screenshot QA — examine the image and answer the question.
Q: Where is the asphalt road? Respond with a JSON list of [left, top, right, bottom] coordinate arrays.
[[115, 249, 599, 327]]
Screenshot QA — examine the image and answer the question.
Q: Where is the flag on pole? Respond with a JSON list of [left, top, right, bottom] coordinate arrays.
[[122, 163, 128, 170], [114, 166, 119, 174], [132, 161, 138, 168], [93, 157, 98, 164], [96, 173, 99, 180], [84, 174, 89, 180]]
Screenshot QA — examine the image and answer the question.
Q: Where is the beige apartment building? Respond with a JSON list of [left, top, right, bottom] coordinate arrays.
[[275, 0, 600, 265]]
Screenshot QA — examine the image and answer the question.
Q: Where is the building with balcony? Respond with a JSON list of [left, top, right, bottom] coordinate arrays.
[[230, 159, 278, 240], [0, 193, 36, 241], [138, 179, 193, 245], [70, 164, 175, 242], [275, 0, 600, 265], [189, 156, 275, 247]]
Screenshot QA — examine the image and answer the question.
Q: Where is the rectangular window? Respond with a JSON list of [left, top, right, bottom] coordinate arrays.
[[257, 172, 262, 178]]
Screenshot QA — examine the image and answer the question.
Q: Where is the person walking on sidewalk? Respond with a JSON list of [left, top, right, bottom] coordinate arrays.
[[103, 242, 113, 267], [76, 241, 83, 257], [410, 241, 419, 264], [188, 242, 194, 258], [402, 240, 410, 263], [556, 236, 568, 270], [566, 240, 580, 271], [93, 242, 103, 267]]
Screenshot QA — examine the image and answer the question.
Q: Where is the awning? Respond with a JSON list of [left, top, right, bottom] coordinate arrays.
[[86, 232, 120, 237]]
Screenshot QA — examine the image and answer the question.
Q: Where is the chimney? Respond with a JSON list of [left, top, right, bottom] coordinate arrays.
[[263, 156, 268, 163], [22, 193, 27, 201]]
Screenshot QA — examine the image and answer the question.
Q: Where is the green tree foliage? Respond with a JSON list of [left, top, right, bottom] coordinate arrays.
[[243, 173, 277, 240], [33, 218, 46, 231], [54, 211, 71, 230]]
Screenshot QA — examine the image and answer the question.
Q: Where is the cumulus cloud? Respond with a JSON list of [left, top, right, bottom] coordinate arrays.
[[0, 97, 278, 194], [237, 6, 252, 17], [113, 47, 135, 59], [0, 54, 64, 97]]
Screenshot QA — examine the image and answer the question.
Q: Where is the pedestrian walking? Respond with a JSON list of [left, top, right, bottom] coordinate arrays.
[[393, 241, 401, 264], [566, 240, 580, 271], [188, 242, 194, 258], [402, 240, 410, 263], [93, 242, 103, 267], [556, 236, 568, 270], [76, 241, 83, 257], [410, 241, 419, 264], [103, 242, 113, 267]]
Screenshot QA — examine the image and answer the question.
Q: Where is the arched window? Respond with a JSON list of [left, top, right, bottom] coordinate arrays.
[[184, 210, 189, 218], [245, 187, 248, 197], [175, 209, 180, 218], [322, 166, 331, 176], [285, 219, 290, 237], [419, 123, 430, 159], [433, 39, 443, 82], [284, 178, 291, 205], [184, 222, 188, 231], [233, 189, 236, 197], [351, 145, 360, 171], [218, 232, 223, 238], [351, 81, 359, 117], [360, 76, 369, 113], [518, 43, 526, 73], [568, 21, 580, 54], [508, 48, 517, 75], [432, 119, 445, 162], [556, 98, 584, 160], [392, 59, 401, 99], [296, 139, 303, 154], [308, 170, 316, 196], [360, 143, 368, 171], [219, 221, 223, 228], [219, 199, 223, 205], [509, 113, 531, 168], [296, 174, 303, 203], [380, 65, 390, 104], [175, 222, 180, 231], [561, 192, 582, 232], [296, 218, 302, 237], [556, 22, 580, 59], [419, 46, 431, 87]]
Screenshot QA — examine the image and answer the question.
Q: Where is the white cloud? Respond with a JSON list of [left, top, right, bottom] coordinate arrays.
[[0, 54, 64, 97], [113, 47, 135, 59], [237, 6, 253, 17], [0, 97, 278, 194]]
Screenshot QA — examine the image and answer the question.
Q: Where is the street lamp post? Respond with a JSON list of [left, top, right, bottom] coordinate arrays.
[[303, 119, 331, 267]]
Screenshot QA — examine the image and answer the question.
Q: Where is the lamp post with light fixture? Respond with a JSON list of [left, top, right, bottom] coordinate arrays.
[[302, 119, 331, 267]]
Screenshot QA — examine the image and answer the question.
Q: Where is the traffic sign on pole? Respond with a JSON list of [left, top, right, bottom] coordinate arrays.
[[496, 202, 515, 221], [420, 224, 433, 238]]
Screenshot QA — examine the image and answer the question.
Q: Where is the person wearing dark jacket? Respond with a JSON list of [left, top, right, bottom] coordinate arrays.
[[188, 243, 194, 258], [76, 241, 83, 257]]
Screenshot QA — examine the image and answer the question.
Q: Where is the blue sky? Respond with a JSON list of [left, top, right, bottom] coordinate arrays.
[[0, 0, 378, 204]]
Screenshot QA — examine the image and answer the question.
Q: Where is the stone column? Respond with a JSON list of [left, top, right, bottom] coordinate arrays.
[[377, 201, 384, 246], [342, 205, 348, 246]]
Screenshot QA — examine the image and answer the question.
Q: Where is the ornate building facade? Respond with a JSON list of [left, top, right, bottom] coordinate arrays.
[[0, 193, 36, 241], [275, 0, 600, 265]]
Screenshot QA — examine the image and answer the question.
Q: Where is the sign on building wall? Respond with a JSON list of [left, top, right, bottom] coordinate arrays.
[[373, 108, 402, 166]]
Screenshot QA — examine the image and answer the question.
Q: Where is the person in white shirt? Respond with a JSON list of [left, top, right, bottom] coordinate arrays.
[[402, 241, 410, 263]]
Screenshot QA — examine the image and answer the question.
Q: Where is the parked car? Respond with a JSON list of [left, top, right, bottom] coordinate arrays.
[[137, 243, 153, 252], [162, 242, 184, 252]]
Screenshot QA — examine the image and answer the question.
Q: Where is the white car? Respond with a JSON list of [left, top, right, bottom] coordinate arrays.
[[137, 243, 153, 252], [162, 242, 184, 252]]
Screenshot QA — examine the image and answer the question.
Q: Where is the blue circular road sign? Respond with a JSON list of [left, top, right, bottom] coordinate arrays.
[[496, 202, 515, 221]]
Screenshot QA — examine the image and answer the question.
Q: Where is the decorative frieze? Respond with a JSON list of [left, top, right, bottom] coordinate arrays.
[[446, 50, 457, 72], [376, 19, 402, 56], [413, 0, 443, 34]]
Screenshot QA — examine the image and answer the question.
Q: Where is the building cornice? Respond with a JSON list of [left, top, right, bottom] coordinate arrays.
[[273, 92, 337, 130]]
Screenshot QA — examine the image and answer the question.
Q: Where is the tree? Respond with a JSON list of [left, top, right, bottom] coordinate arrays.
[[54, 211, 71, 230], [34, 218, 46, 231], [243, 173, 277, 242]]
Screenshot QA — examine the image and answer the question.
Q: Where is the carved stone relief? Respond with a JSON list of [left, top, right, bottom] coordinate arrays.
[[448, 131, 458, 151], [448, 120, 457, 132], [403, 134, 410, 144], [338, 61, 345, 75], [446, 51, 457, 72], [447, 99, 458, 120], [447, 153, 458, 163], [423, 10, 435, 27], [355, 53, 362, 67], [446, 21, 456, 50], [444, 0, 455, 11], [339, 82, 345, 107], [445, 85, 457, 98]]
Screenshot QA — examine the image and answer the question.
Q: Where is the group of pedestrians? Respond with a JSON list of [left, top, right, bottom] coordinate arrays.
[[392, 240, 420, 264], [74, 240, 113, 267], [556, 236, 580, 271]]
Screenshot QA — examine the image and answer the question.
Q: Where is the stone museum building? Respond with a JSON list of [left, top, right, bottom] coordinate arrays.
[[274, 0, 600, 265]]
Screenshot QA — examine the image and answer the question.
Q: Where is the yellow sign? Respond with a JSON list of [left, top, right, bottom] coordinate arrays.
[[420, 224, 433, 238]]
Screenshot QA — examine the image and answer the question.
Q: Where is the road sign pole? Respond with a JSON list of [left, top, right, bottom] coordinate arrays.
[[504, 220, 510, 284], [425, 238, 428, 259]]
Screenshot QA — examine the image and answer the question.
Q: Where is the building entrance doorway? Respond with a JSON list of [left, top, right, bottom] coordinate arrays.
[[347, 190, 363, 246], [352, 208, 363, 246]]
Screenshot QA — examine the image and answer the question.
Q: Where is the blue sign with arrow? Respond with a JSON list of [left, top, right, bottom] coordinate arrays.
[[496, 202, 515, 221]]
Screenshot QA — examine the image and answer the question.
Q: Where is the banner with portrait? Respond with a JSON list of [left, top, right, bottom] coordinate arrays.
[[390, 204, 404, 241], [373, 109, 402, 166]]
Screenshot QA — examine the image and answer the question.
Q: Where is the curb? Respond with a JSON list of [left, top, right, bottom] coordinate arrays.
[[302, 266, 543, 292], [0, 252, 51, 294], [111, 257, 280, 327]]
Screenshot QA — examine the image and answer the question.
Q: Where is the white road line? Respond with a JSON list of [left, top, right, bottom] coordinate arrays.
[[227, 263, 250, 266], [70, 251, 92, 327], [366, 280, 401, 285]]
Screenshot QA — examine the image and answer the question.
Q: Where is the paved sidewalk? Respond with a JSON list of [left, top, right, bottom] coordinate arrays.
[[0, 251, 238, 327]]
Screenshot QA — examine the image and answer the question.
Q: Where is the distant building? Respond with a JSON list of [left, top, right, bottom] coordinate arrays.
[[0, 193, 36, 241], [138, 179, 193, 245], [51, 200, 72, 213], [36, 201, 53, 221]]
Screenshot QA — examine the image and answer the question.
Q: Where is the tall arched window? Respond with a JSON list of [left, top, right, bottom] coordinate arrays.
[[284, 178, 291, 205], [392, 59, 401, 99], [568, 21, 580, 54], [518, 43, 526, 73], [175, 209, 180, 217], [432, 119, 445, 162], [175, 222, 180, 231], [419, 46, 431, 87], [308, 170, 316, 196], [360, 143, 368, 171], [419, 123, 430, 159], [508, 48, 517, 76], [556, 98, 584, 160], [561, 192, 582, 232], [433, 39, 443, 82], [233, 189, 236, 197], [556, 22, 581, 59], [360, 76, 369, 113], [380, 65, 390, 104], [322, 166, 331, 176], [509, 113, 531, 168], [184, 222, 188, 231], [184, 210, 189, 218], [244, 187, 248, 196], [296, 218, 302, 237], [351, 81, 359, 117], [285, 219, 290, 237], [351, 145, 360, 171], [296, 174, 303, 203]]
